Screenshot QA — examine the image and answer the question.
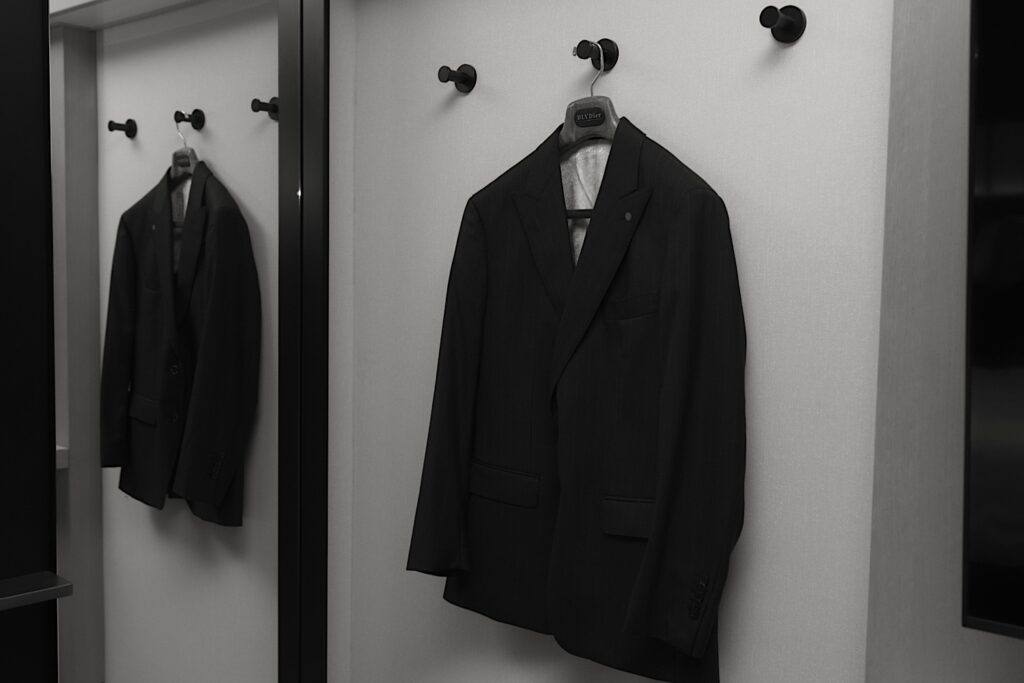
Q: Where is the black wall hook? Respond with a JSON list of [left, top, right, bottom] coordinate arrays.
[[574, 38, 618, 72], [107, 119, 137, 139], [438, 64, 477, 93], [173, 108, 206, 130], [251, 97, 279, 121], [760, 6, 806, 44]]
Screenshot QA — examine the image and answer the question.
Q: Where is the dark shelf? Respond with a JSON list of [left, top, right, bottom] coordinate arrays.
[[0, 571, 73, 612]]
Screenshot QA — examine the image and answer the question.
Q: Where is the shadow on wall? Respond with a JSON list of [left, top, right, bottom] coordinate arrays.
[[144, 498, 247, 556], [502, 630, 653, 682], [421, 609, 654, 682]]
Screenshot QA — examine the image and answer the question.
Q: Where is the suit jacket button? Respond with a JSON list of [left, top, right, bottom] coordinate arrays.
[[624, 211, 633, 221], [171, 412, 180, 423], [169, 364, 181, 376]]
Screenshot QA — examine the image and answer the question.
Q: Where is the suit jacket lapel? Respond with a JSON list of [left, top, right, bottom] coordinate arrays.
[[175, 162, 210, 325], [514, 130, 575, 316], [547, 118, 651, 393], [150, 173, 179, 347]]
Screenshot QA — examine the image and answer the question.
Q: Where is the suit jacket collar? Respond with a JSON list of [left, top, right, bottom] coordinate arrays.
[[150, 161, 212, 335], [514, 117, 652, 394]]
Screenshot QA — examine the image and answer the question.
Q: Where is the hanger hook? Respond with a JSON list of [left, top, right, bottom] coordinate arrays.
[[175, 118, 188, 147], [590, 42, 605, 97]]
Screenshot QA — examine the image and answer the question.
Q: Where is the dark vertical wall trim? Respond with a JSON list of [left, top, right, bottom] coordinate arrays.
[[300, 0, 329, 679], [279, 0, 329, 680]]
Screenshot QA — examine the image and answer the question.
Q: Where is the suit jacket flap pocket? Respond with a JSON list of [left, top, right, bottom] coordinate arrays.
[[601, 496, 654, 538], [603, 292, 659, 320], [468, 460, 539, 508], [128, 393, 160, 425]]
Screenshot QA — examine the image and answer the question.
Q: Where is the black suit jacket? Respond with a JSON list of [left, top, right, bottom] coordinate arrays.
[[100, 162, 261, 527], [408, 119, 746, 682]]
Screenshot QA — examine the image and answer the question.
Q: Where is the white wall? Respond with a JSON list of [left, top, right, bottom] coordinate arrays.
[[51, 25, 106, 683], [95, 2, 278, 681], [865, 0, 1024, 680], [329, 1, 894, 681]]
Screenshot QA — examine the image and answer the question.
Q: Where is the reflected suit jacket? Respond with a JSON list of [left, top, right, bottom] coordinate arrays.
[[100, 162, 261, 527], [407, 119, 746, 683]]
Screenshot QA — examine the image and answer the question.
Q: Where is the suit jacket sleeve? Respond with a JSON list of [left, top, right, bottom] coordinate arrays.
[[407, 199, 487, 576], [100, 216, 137, 467], [171, 206, 261, 506], [624, 188, 746, 659]]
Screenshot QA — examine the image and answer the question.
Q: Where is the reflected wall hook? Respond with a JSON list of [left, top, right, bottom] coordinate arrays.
[[107, 119, 137, 139], [251, 97, 279, 121], [438, 64, 477, 93], [760, 6, 806, 44], [573, 38, 618, 72], [173, 108, 206, 130]]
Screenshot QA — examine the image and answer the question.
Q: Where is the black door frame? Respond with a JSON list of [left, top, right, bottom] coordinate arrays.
[[279, 0, 329, 680], [0, 0, 58, 679]]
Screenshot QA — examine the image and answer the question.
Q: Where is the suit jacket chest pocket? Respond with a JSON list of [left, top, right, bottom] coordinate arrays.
[[603, 291, 658, 320], [602, 291, 660, 362]]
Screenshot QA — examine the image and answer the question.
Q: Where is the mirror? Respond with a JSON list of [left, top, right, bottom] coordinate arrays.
[[964, 0, 1024, 638]]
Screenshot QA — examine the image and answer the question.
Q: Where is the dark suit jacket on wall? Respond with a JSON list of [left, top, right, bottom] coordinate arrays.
[[408, 118, 746, 683], [100, 162, 261, 527]]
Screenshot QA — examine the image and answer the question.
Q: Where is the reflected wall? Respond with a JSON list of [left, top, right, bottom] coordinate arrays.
[[965, 0, 1024, 638]]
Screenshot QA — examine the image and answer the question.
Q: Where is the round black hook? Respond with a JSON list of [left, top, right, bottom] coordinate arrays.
[[107, 119, 137, 139], [574, 38, 618, 72], [760, 5, 806, 44], [173, 108, 206, 131], [438, 64, 477, 94], [251, 97, 279, 121]]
